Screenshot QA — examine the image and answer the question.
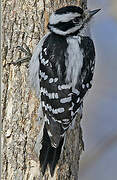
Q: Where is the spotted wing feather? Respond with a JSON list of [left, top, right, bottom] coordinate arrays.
[[39, 34, 73, 146]]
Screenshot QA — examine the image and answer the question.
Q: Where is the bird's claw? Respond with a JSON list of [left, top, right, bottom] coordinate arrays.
[[12, 43, 32, 66]]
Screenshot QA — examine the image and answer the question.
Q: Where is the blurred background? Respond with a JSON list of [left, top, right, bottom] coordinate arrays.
[[79, 0, 117, 180]]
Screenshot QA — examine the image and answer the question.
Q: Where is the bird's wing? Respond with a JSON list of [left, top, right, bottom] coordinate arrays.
[[72, 36, 96, 119], [39, 33, 75, 147]]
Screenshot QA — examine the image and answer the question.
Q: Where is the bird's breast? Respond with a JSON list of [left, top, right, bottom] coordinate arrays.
[[65, 36, 83, 88]]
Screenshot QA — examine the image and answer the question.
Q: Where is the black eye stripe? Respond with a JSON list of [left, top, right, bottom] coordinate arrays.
[[73, 16, 82, 23], [52, 21, 75, 31]]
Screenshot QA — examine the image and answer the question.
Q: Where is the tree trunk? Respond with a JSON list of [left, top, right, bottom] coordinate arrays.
[[2, 0, 87, 179]]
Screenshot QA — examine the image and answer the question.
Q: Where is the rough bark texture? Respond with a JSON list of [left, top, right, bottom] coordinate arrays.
[[2, 0, 87, 179]]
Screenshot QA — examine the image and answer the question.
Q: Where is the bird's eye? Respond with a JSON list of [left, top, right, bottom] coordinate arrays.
[[73, 17, 80, 23]]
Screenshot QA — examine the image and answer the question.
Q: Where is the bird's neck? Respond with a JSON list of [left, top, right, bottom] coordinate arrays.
[[78, 23, 91, 37]]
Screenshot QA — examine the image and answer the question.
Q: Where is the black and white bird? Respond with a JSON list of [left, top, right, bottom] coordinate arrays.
[[29, 6, 100, 176]]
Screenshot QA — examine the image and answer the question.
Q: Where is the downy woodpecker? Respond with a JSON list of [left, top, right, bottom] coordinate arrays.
[[29, 6, 100, 176]]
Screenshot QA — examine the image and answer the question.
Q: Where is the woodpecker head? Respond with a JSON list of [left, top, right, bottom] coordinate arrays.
[[48, 6, 101, 36]]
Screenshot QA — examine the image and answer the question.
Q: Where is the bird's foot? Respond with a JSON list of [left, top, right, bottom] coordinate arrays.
[[12, 43, 32, 66]]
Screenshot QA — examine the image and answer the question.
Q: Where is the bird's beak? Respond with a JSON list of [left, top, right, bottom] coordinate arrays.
[[89, 9, 101, 17]]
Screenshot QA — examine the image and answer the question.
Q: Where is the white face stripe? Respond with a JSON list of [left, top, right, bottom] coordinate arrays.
[[49, 12, 81, 25]]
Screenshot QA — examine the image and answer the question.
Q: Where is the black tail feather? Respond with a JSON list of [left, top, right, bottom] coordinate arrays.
[[39, 125, 64, 176], [49, 138, 64, 176], [39, 143, 50, 175]]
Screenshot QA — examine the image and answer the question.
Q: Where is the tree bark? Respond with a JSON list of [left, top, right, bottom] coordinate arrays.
[[2, 0, 87, 179]]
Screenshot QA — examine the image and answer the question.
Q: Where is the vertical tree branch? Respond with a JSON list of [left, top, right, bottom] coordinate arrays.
[[2, 0, 87, 179]]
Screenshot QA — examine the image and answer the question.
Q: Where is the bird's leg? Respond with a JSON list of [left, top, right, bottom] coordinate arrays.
[[12, 43, 32, 66]]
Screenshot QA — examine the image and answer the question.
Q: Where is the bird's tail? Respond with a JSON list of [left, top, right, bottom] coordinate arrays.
[[39, 125, 64, 176]]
